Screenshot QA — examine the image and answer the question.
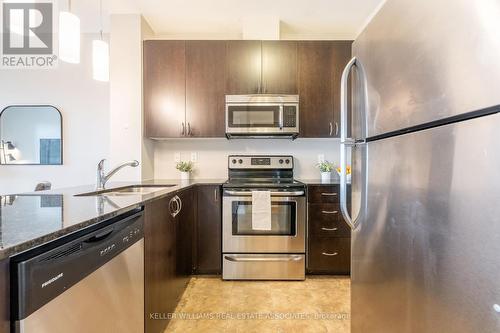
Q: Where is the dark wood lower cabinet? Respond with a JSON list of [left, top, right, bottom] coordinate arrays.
[[193, 185, 222, 274], [0, 259, 9, 333], [144, 185, 218, 333], [144, 195, 177, 333], [308, 237, 351, 274], [307, 184, 351, 275], [176, 188, 195, 282]]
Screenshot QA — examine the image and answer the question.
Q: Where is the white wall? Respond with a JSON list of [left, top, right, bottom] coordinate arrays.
[[109, 14, 155, 181], [154, 138, 341, 180], [0, 34, 109, 195]]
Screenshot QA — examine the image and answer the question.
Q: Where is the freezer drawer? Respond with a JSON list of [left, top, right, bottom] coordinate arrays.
[[222, 254, 305, 280]]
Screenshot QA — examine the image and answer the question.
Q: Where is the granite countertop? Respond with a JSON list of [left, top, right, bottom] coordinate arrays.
[[0, 179, 226, 261]]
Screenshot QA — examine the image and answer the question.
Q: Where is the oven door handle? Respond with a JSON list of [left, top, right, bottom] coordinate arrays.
[[224, 255, 303, 262], [224, 190, 305, 197]]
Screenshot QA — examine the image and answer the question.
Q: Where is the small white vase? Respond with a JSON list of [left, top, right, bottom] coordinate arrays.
[[320, 172, 331, 183], [180, 171, 190, 181]]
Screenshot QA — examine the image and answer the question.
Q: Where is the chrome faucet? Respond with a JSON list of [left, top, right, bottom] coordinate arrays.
[[96, 159, 139, 190]]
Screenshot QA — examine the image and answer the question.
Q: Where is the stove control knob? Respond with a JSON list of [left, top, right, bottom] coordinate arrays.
[[231, 159, 237, 164], [279, 159, 284, 164], [285, 159, 290, 164], [238, 159, 243, 164]]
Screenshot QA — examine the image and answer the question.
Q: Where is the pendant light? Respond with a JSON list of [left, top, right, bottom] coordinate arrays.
[[59, 0, 81, 64], [92, 0, 109, 82]]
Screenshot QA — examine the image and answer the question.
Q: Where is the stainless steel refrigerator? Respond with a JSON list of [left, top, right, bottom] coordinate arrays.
[[338, 1, 500, 332]]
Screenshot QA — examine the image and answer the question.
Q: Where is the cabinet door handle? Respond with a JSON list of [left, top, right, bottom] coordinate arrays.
[[187, 123, 192, 136], [321, 210, 338, 214], [214, 188, 218, 202], [322, 252, 339, 256], [329, 122, 333, 136], [181, 122, 185, 136], [321, 227, 338, 231], [321, 192, 338, 196], [335, 122, 339, 136], [176, 195, 182, 215], [169, 197, 178, 218]]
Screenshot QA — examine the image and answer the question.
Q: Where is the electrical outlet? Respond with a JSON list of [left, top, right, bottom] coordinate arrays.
[[190, 152, 198, 163], [318, 154, 325, 163], [174, 153, 181, 163]]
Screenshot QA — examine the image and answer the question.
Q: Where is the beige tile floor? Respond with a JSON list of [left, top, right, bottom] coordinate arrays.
[[165, 276, 350, 333]]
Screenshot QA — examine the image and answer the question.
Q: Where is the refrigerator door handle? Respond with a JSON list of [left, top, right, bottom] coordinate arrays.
[[340, 57, 368, 230]]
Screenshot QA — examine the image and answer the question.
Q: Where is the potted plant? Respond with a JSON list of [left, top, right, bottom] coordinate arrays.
[[317, 161, 335, 183], [176, 161, 194, 181], [336, 165, 352, 182]]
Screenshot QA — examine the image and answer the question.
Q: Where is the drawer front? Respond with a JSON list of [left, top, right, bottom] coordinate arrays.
[[307, 185, 339, 203], [307, 237, 350, 274], [223, 254, 305, 280], [308, 204, 350, 237]]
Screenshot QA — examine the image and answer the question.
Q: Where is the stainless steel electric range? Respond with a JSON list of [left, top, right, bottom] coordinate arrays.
[[222, 155, 306, 280]]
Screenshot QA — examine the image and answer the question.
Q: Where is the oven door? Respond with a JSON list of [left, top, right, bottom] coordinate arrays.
[[226, 104, 282, 134], [222, 191, 306, 253]]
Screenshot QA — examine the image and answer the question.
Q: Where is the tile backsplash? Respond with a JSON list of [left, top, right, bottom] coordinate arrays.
[[154, 138, 341, 180]]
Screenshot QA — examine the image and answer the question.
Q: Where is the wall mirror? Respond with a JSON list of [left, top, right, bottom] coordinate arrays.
[[0, 105, 62, 165]]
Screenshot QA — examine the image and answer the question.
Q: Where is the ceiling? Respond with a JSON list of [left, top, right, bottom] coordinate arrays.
[[74, 0, 385, 39]]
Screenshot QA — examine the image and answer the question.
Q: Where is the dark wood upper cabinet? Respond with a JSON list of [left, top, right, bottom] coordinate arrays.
[[298, 41, 352, 138], [225, 40, 262, 94], [143, 40, 186, 138], [186, 41, 226, 137], [262, 41, 298, 94], [331, 41, 353, 137], [143, 39, 351, 139], [194, 185, 222, 274]]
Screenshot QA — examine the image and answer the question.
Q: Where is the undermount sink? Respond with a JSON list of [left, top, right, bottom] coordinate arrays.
[[75, 185, 175, 197]]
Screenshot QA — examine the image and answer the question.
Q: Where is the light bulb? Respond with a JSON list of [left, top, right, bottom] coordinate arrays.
[[59, 11, 80, 64], [92, 39, 109, 82]]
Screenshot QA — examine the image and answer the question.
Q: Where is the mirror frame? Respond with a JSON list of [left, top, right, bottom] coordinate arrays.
[[0, 105, 63, 166]]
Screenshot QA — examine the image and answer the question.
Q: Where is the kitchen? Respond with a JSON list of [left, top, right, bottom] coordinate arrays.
[[1, 0, 499, 332]]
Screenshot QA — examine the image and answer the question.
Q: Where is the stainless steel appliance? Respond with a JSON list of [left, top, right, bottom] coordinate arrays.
[[11, 209, 144, 333], [341, 1, 500, 332], [225, 95, 299, 139], [222, 155, 306, 280]]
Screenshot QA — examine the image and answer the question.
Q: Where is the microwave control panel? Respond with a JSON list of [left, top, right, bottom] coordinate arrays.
[[283, 105, 297, 127]]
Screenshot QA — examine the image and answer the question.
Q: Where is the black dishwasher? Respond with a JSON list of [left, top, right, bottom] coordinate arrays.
[[11, 208, 145, 333]]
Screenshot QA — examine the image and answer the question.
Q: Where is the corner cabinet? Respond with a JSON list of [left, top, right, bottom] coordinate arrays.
[[298, 41, 352, 138], [306, 184, 351, 275]]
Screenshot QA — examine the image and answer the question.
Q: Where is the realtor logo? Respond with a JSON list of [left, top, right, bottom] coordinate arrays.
[[1, 1, 57, 68]]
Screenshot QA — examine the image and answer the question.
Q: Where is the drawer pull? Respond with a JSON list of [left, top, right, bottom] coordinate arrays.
[[321, 192, 338, 196], [322, 252, 339, 256], [321, 227, 338, 231], [321, 210, 338, 214]]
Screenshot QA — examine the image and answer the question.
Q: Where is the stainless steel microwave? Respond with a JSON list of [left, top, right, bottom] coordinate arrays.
[[225, 95, 299, 139]]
